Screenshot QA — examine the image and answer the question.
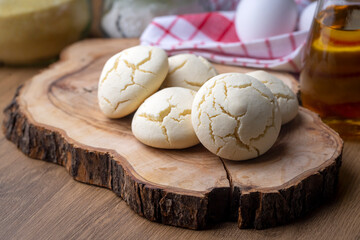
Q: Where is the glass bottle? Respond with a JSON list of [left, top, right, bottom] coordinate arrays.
[[300, 0, 360, 137]]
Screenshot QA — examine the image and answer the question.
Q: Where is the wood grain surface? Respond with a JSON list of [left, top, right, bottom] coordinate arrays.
[[0, 40, 359, 239]]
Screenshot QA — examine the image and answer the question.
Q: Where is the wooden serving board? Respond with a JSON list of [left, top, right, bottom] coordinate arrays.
[[2, 39, 343, 230]]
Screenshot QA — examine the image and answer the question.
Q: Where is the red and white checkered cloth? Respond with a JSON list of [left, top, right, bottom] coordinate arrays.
[[140, 0, 311, 72]]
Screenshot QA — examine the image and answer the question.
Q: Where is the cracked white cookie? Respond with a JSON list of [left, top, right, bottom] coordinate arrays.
[[132, 87, 199, 149], [98, 45, 168, 118], [191, 73, 281, 161], [247, 70, 299, 124], [161, 54, 218, 91]]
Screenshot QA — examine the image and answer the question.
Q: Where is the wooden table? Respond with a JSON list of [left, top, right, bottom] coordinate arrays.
[[0, 66, 359, 240]]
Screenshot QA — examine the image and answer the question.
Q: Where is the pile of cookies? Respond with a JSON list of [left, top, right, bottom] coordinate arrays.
[[98, 45, 298, 161]]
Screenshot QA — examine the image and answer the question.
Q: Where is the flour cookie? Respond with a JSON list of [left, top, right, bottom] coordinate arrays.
[[161, 54, 217, 91], [132, 87, 199, 149], [98, 45, 168, 118], [247, 70, 298, 124], [192, 73, 281, 161]]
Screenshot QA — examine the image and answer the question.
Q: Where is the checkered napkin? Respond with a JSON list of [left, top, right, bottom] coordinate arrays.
[[140, 0, 311, 72]]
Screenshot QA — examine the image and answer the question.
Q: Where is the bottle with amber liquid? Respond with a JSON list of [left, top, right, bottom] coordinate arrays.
[[300, 0, 360, 137]]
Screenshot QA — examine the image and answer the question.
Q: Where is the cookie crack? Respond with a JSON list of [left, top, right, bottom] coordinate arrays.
[[249, 99, 277, 154], [137, 50, 153, 67], [170, 117, 180, 122], [120, 60, 149, 93], [223, 83, 228, 98], [102, 97, 130, 111], [169, 60, 187, 75], [251, 86, 272, 101], [179, 109, 191, 117], [206, 113, 216, 143], [212, 116, 259, 156], [166, 98, 191, 123], [138, 108, 171, 143], [184, 80, 203, 87], [161, 125, 170, 143], [196, 80, 218, 129], [138, 97, 180, 144], [222, 80, 252, 100], [249, 123, 273, 143], [195, 75, 239, 132], [196, 75, 279, 158], [233, 117, 253, 153], [227, 83, 252, 89], [219, 105, 238, 119], [209, 114, 220, 119], [114, 99, 131, 111], [206, 112, 255, 156], [100, 54, 122, 85], [228, 81, 277, 155], [274, 93, 295, 101], [124, 59, 155, 76], [216, 145, 224, 155], [138, 105, 172, 123], [101, 50, 154, 87], [170, 109, 191, 123], [102, 96, 111, 105]]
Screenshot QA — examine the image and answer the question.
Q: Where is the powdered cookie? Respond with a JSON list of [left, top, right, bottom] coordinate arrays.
[[132, 87, 199, 149], [98, 45, 168, 118], [192, 73, 281, 161], [247, 70, 298, 124], [161, 54, 217, 91]]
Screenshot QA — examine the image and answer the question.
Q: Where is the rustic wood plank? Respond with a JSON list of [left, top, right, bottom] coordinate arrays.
[[2, 39, 342, 230], [0, 138, 359, 239], [0, 41, 359, 239]]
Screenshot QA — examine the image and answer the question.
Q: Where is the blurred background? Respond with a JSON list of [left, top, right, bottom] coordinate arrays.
[[0, 0, 316, 66], [0, 0, 242, 65]]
